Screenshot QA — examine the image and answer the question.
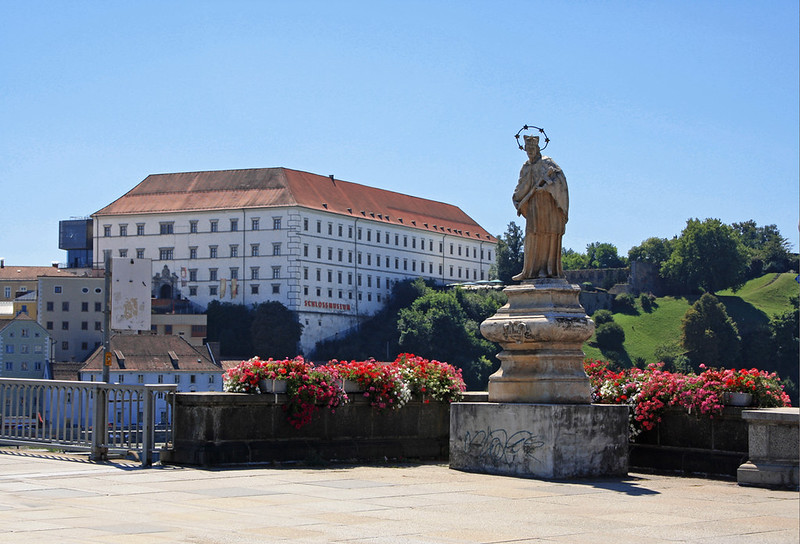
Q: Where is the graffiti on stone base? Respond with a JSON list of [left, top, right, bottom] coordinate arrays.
[[464, 428, 545, 465]]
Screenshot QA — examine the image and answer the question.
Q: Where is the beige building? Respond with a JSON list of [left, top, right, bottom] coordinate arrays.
[[150, 313, 207, 347]]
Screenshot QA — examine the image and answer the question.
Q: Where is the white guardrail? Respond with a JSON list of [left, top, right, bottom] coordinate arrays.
[[0, 378, 176, 466]]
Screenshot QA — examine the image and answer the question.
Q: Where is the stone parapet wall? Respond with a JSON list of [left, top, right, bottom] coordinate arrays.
[[630, 406, 749, 478], [161, 392, 450, 466]]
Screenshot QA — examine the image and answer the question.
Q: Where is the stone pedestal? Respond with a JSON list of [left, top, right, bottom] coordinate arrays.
[[480, 278, 594, 403], [449, 402, 629, 479], [737, 408, 799, 490]]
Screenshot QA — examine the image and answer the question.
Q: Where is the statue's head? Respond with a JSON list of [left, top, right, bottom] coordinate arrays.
[[523, 135, 541, 161]]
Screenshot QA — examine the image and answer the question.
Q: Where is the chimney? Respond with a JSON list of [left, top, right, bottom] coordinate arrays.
[[0, 259, 4, 268]]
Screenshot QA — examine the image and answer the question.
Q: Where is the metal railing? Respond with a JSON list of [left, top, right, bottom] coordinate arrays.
[[0, 378, 176, 466]]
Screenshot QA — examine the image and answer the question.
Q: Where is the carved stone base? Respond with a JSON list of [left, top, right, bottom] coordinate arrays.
[[449, 402, 629, 479], [480, 278, 594, 403]]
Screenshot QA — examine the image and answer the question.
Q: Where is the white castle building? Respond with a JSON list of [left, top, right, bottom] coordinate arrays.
[[92, 168, 497, 354]]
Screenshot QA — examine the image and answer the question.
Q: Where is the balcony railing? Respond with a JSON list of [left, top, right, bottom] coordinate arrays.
[[0, 378, 176, 466]]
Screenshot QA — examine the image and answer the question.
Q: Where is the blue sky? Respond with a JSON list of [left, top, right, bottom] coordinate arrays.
[[2, 1, 798, 266]]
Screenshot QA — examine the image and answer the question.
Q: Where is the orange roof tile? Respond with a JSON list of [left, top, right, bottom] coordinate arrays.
[[94, 167, 496, 242], [0, 266, 77, 281]]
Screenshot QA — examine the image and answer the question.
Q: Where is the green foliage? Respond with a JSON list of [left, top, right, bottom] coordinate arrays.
[[397, 287, 501, 390], [732, 220, 794, 277], [495, 222, 524, 283], [595, 321, 625, 348], [206, 300, 254, 357], [628, 237, 674, 267], [661, 218, 749, 293], [592, 309, 614, 326], [612, 293, 637, 314], [639, 293, 655, 312], [562, 247, 589, 270], [581, 281, 594, 291], [250, 301, 303, 359], [586, 242, 628, 269], [770, 296, 799, 401], [681, 293, 740, 368]]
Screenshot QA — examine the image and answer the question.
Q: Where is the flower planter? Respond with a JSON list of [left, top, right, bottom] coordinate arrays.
[[724, 392, 753, 407], [341, 379, 363, 393], [258, 379, 288, 394]]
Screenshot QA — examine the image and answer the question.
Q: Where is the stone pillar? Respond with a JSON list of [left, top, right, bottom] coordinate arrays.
[[737, 408, 799, 490], [480, 278, 594, 404]]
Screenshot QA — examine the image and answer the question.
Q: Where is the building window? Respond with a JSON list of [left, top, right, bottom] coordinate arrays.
[[190, 220, 198, 233], [119, 225, 127, 236], [174, 375, 181, 384], [303, 244, 309, 257], [251, 244, 259, 257], [209, 375, 215, 384], [5, 362, 12, 370], [4, 345, 13, 354], [230, 268, 238, 280], [328, 223, 333, 235], [209, 286, 218, 296], [159, 248, 174, 260], [252, 218, 260, 231], [358, 228, 362, 240], [230, 219, 238, 231], [272, 284, 280, 294], [209, 246, 218, 258], [81, 321, 88, 330], [450, 243, 454, 255], [189, 247, 197, 259], [251, 284, 259, 295], [118, 249, 128, 258], [272, 267, 280, 279], [273, 217, 281, 230], [327, 270, 333, 283], [348, 226, 353, 238], [251, 267, 259, 280], [327, 247, 333, 260], [338, 224, 343, 237], [103, 225, 111, 237], [160, 222, 174, 235], [348, 272, 353, 285], [273, 243, 281, 256], [210, 220, 218, 232], [209, 269, 218, 281], [189, 286, 197, 296], [62, 341, 68, 350], [62, 321, 69, 330], [303, 285, 308, 295], [62, 301, 69, 311], [136, 249, 145, 259], [304, 218, 309, 231], [165, 325, 173, 335], [54, 285, 62, 294], [316, 220, 321, 233], [303, 267, 308, 280], [230, 245, 238, 258], [348, 251, 353, 264], [95, 302, 102, 312], [458, 245, 462, 256], [338, 249, 343, 262], [316, 246, 322, 259], [95, 321, 102, 331], [137, 223, 145, 236], [46, 301, 54, 311], [337, 271, 343, 284], [316, 269, 321, 281], [158, 375, 164, 384]]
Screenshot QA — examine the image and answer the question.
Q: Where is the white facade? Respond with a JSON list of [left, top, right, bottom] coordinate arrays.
[[94, 206, 495, 354]]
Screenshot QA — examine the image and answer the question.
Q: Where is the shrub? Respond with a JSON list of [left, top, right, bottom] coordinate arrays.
[[613, 293, 637, 313], [592, 309, 614, 326], [581, 281, 594, 291], [596, 321, 625, 348], [639, 293, 655, 312]]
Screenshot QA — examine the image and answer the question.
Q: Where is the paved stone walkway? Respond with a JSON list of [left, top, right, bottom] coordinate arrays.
[[0, 447, 797, 543]]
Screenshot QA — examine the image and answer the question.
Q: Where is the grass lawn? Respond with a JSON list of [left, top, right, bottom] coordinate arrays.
[[582, 273, 797, 366]]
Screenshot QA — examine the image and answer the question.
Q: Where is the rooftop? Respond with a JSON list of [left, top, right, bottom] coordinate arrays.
[[93, 167, 497, 242], [0, 449, 796, 542], [81, 334, 218, 372], [0, 265, 76, 281]]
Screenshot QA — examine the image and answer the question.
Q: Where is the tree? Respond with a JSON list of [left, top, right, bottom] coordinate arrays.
[[680, 293, 740, 367], [770, 296, 799, 403], [732, 220, 793, 276], [661, 218, 749, 293], [562, 248, 589, 270], [397, 289, 499, 389], [628, 237, 674, 268], [206, 301, 254, 357], [595, 322, 625, 348], [591, 309, 614, 325], [495, 222, 524, 282], [586, 242, 627, 269], [250, 301, 303, 359]]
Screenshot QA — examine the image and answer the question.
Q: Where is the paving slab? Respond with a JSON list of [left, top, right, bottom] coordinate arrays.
[[0, 447, 797, 543]]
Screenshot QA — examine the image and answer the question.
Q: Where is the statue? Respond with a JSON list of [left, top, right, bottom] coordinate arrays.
[[512, 135, 568, 280]]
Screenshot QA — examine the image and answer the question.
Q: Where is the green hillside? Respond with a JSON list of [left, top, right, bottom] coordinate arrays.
[[583, 273, 798, 366]]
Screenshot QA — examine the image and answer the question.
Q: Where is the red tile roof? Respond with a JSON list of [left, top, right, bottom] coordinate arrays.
[[93, 167, 496, 242], [0, 266, 77, 281], [81, 334, 220, 372]]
